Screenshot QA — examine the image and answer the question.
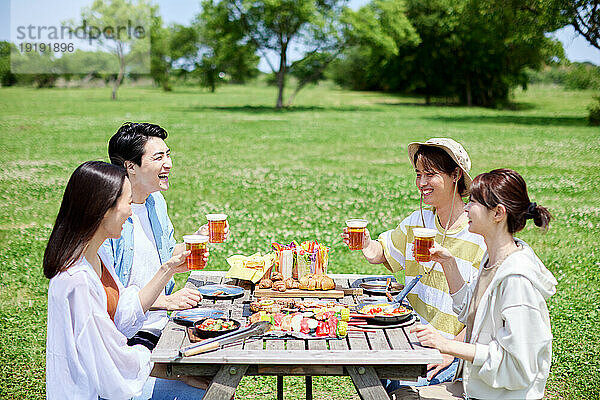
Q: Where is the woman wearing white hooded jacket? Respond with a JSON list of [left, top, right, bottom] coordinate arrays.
[[411, 168, 557, 399]]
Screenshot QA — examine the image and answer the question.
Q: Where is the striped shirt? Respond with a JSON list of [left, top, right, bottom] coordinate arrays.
[[378, 208, 486, 338]]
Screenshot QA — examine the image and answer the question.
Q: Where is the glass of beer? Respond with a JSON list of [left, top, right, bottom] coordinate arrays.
[[345, 219, 368, 250], [206, 214, 227, 243], [183, 235, 209, 270], [413, 228, 437, 262]]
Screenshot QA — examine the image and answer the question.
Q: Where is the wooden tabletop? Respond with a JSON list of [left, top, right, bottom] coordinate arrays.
[[151, 271, 442, 400]]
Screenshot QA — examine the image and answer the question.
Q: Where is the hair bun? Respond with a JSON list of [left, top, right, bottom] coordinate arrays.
[[524, 202, 537, 220]]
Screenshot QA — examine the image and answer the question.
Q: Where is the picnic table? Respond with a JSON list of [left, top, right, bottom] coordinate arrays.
[[150, 271, 442, 400]]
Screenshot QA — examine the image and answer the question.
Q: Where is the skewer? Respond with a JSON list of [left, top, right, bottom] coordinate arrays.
[[348, 321, 368, 325], [347, 327, 376, 333], [349, 313, 377, 319]]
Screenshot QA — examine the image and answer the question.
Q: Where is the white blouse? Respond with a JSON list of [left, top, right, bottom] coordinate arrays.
[[46, 255, 151, 400]]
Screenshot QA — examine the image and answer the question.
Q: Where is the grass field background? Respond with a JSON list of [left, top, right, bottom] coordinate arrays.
[[1, 82, 599, 399]]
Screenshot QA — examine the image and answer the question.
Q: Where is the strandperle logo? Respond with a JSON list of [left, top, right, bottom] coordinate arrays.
[[15, 20, 146, 45]]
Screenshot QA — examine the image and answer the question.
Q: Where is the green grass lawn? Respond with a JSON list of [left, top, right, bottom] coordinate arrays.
[[1, 82, 599, 399]]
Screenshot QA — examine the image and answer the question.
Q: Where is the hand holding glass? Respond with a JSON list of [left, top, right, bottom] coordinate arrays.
[[413, 228, 437, 262], [345, 219, 368, 250], [183, 235, 209, 270]]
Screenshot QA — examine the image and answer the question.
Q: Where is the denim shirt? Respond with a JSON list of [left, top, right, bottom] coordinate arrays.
[[101, 192, 176, 295]]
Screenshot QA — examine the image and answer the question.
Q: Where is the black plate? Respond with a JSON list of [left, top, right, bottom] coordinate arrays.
[[194, 318, 241, 338], [354, 302, 414, 324], [351, 276, 404, 296], [359, 280, 404, 295], [171, 308, 226, 327], [352, 314, 417, 329]]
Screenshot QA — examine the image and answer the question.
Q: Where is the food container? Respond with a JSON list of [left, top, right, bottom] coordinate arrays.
[[193, 318, 241, 338], [296, 249, 311, 279], [279, 249, 293, 279]]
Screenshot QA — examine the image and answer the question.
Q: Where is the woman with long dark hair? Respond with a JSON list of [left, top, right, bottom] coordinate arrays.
[[411, 169, 557, 399], [44, 161, 204, 399]]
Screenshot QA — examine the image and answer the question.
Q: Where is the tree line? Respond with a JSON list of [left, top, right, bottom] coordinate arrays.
[[1, 0, 598, 112]]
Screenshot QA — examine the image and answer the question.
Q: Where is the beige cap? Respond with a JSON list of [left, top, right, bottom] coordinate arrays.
[[407, 138, 472, 196]]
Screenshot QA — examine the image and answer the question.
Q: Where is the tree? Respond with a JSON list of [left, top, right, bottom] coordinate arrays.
[[554, 0, 600, 125], [286, 52, 332, 105], [168, 23, 223, 92], [330, 0, 419, 91], [200, 0, 346, 108], [9, 48, 60, 87], [195, 0, 259, 91], [150, 15, 172, 91], [78, 0, 153, 100], [156, 8, 258, 93], [150, 22, 208, 91], [279, 1, 351, 106], [561, 0, 600, 50], [0, 41, 17, 87], [332, 0, 565, 107], [57, 50, 119, 75]]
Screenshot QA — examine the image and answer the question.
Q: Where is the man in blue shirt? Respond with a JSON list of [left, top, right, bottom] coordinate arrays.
[[100, 122, 221, 349]]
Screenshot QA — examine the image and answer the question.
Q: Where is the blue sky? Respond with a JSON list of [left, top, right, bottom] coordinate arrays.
[[2, 0, 599, 69]]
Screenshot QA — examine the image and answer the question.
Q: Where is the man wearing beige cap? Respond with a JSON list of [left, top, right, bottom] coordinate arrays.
[[343, 138, 486, 398]]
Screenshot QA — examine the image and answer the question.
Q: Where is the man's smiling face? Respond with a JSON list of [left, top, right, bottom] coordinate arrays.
[[129, 136, 172, 200]]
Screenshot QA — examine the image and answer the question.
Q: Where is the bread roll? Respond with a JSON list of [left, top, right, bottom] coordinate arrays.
[[259, 278, 273, 289], [298, 275, 310, 290], [272, 280, 287, 292], [321, 276, 335, 290], [314, 276, 322, 290], [284, 278, 300, 289], [271, 271, 284, 282]]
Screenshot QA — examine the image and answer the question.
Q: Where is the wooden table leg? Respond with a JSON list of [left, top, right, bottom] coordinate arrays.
[[305, 376, 313, 400], [203, 364, 249, 400], [277, 376, 283, 400], [347, 366, 389, 400]]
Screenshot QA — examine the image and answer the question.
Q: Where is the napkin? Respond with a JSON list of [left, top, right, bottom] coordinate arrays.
[[225, 252, 275, 283]]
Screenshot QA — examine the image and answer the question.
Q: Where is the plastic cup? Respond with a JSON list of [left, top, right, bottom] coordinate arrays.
[[413, 228, 437, 262], [296, 249, 311, 279], [206, 214, 227, 243], [183, 235, 209, 270], [279, 249, 293, 279], [345, 219, 368, 250]]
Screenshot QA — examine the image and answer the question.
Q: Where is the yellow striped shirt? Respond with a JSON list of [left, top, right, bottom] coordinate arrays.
[[378, 208, 486, 338]]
